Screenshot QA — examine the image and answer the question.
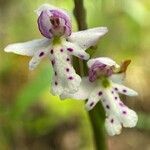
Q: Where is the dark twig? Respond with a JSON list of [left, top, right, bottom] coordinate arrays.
[[73, 0, 87, 30], [73, 0, 107, 150]]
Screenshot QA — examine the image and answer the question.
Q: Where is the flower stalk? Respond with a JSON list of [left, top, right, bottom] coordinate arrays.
[[73, 0, 107, 149]]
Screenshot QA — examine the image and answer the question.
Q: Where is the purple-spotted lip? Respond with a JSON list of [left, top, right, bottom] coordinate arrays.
[[88, 61, 113, 82], [38, 9, 72, 39]]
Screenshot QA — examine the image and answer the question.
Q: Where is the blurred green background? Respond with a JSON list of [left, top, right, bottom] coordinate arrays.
[[0, 0, 150, 149]]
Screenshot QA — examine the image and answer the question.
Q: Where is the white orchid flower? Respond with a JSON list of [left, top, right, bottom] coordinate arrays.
[[61, 57, 138, 136], [4, 4, 108, 96]]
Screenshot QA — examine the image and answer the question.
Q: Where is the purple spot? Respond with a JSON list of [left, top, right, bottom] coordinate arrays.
[[111, 91, 114, 94], [68, 76, 73, 80], [79, 54, 84, 58], [106, 105, 110, 109], [115, 97, 118, 100], [55, 81, 58, 85], [114, 87, 118, 91], [49, 29, 53, 34], [66, 58, 70, 61], [66, 68, 70, 72], [119, 102, 124, 107], [67, 48, 73, 52], [98, 91, 103, 96], [39, 52, 44, 57], [122, 111, 127, 114], [60, 49, 63, 52], [123, 89, 127, 93], [50, 49, 53, 54], [51, 60, 55, 66], [90, 102, 94, 107], [110, 119, 114, 123]]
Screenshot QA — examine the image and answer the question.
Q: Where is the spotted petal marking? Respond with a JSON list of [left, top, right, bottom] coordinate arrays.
[[49, 45, 81, 95]]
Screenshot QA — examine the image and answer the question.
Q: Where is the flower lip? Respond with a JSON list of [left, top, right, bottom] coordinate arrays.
[[37, 6, 72, 39]]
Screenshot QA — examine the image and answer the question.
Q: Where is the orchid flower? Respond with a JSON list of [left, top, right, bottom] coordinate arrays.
[[4, 4, 108, 96], [61, 57, 138, 136]]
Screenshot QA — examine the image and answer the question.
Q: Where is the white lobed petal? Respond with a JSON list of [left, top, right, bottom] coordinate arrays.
[[105, 89, 138, 132], [85, 87, 102, 111], [68, 27, 108, 49], [63, 41, 90, 60], [60, 77, 96, 100], [112, 83, 138, 96], [87, 57, 120, 69], [109, 73, 125, 84], [4, 38, 50, 56], [64, 74, 81, 94], [105, 115, 122, 136], [51, 75, 64, 96], [29, 46, 51, 70], [51, 85, 63, 96], [49, 45, 82, 96], [121, 109, 138, 128], [102, 88, 121, 115]]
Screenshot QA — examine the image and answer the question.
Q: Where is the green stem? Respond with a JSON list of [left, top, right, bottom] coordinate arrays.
[[89, 103, 107, 150], [73, 0, 107, 149]]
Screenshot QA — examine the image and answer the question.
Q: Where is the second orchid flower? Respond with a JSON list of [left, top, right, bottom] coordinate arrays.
[[62, 57, 138, 136]]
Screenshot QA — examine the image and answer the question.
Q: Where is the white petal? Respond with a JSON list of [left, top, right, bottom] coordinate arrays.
[[112, 83, 138, 96], [60, 77, 96, 100], [109, 90, 138, 128], [4, 38, 50, 56], [87, 57, 120, 69], [109, 73, 125, 84], [29, 46, 51, 70], [121, 109, 138, 128], [85, 87, 102, 111], [102, 88, 121, 115], [100, 87, 138, 135], [64, 74, 81, 94], [105, 115, 122, 136], [51, 75, 64, 96], [63, 41, 90, 60], [68, 27, 108, 49], [50, 45, 82, 95]]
